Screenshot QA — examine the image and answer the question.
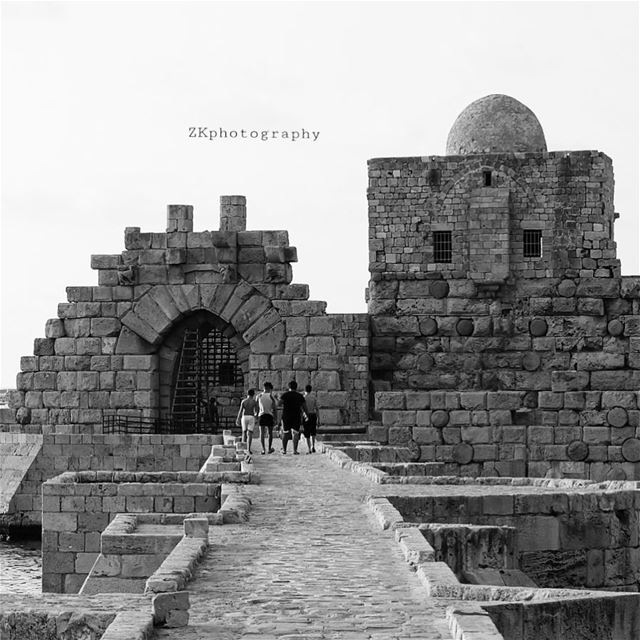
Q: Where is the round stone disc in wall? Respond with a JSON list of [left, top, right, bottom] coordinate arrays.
[[566, 440, 589, 462], [430, 281, 450, 299], [431, 410, 449, 428], [606, 467, 628, 481], [452, 442, 474, 465], [417, 354, 435, 372], [421, 317, 438, 336], [522, 353, 541, 372], [529, 318, 548, 337], [557, 280, 577, 297], [456, 318, 474, 336], [607, 319, 625, 337], [621, 438, 640, 463], [607, 407, 628, 428]]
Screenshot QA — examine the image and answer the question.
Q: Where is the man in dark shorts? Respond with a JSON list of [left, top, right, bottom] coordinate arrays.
[[257, 381, 278, 455], [279, 380, 307, 455], [302, 384, 319, 453]]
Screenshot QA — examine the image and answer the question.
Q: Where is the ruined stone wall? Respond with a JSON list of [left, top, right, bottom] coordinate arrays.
[[389, 487, 640, 591], [5, 200, 369, 432]]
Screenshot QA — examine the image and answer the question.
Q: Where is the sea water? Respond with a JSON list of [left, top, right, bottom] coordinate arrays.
[[0, 537, 42, 595]]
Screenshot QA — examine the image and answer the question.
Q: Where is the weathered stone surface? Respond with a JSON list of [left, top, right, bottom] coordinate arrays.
[[431, 410, 449, 428], [419, 317, 438, 336], [621, 438, 640, 462], [566, 440, 589, 461], [455, 318, 474, 336], [451, 442, 473, 464], [529, 318, 548, 337], [607, 319, 625, 336], [557, 279, 577, 297], [607, 407, 628, 428], [429, 281, 450, 299]]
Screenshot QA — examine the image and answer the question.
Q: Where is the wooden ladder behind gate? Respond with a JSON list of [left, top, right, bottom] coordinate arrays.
[[170, 328, 201, 432]]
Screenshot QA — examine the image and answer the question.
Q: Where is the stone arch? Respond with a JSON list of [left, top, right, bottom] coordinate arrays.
[[114, 281, 287, 428], [156, 310, 248, 431], [119, 282, 286, 351], [437, 163, 538, 210]]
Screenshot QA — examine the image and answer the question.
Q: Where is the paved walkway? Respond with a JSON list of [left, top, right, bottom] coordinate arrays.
[[156, 446, 452, 640]]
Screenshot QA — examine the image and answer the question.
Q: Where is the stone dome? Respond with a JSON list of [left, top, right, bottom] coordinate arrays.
[[446, 94, 547, 155]]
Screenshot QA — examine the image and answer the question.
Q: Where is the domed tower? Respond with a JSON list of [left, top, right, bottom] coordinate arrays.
[[367, 94, 620, 406], [445, 94, 547, 155], [368, 93, 617, 287]]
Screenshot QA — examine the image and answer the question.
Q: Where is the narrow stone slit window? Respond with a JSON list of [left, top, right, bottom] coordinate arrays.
[[483, 170, 492, 186], [523, 229, 542, 258], [433, 231, 452, 263]]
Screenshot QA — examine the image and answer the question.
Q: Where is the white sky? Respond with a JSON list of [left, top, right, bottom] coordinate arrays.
[[1, 0, 638, 387]]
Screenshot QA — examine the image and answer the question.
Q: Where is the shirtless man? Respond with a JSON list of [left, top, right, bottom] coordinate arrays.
[[257, 381, 278, 455]]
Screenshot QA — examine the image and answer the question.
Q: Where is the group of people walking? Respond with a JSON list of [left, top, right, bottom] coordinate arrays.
[[235, 381, 319, 455]]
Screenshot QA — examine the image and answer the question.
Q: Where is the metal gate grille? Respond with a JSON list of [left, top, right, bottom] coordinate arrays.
[[171, 326, 244, 433]]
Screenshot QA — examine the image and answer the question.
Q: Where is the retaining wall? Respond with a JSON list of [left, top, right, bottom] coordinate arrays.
[[0, 432, 215, 526], [389, 485, 640, 590], [42, 471, 221, 594]]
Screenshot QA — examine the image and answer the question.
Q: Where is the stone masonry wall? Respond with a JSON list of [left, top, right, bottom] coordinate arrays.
[[389, 486, 640, 591], [370, 273, 640, 480], [367, 151, 640, 480], [5, 199, 369, 432], [368, 151, 617, 280], [0, 432, 214, 526], [42, 471, 221, 594]]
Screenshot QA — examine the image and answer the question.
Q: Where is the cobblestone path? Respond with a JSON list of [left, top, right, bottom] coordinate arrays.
[[156, 449, 452, 640]]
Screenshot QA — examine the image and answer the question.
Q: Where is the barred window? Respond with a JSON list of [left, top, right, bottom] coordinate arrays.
[[433, 231, 452, 263], [523, 229, 542, 258]]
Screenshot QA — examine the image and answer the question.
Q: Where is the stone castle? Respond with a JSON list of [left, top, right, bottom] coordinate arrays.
[[1, 93, 640, 528], [2, 95, 640, 639]]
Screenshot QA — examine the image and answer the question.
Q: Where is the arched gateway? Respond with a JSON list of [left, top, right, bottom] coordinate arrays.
[[159, 311, 246, 433], [7, 198, 369, 435]]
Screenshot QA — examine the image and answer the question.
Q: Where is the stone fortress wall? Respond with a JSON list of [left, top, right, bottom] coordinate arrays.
[[367, 95, 640, 480], [5, 197, 369, 432], [1, 92, 639, 516]]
